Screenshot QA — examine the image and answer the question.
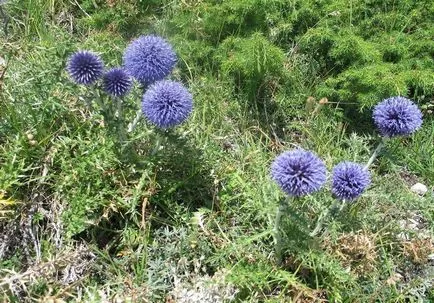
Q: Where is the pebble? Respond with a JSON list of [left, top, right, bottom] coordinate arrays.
[[410, 183, 428, 196]]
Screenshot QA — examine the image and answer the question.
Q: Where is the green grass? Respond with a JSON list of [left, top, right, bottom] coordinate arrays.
[[0, 0, 433, 302]]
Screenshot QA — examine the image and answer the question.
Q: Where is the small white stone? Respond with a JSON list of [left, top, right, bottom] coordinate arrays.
[[410, 183, 428, 196]]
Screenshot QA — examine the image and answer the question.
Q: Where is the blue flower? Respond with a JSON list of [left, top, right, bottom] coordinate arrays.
[[373, 96, 422, 137], [332, 162, 370, 201], [103, 68, 132, 97], [123, 35, 177, 85], [67, 51, 104, 85], [142, 80, 193, 128], [271, 149, 327, 197]]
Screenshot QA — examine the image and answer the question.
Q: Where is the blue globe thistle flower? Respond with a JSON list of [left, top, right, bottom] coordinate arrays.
[[271, 149, 327, 197], [142, 80, 193, 128], [373, 96, 422, 137], [103, 68, 132, 97], [67, 51, 104, 85], [332, 162, 370, 201], [123, 35, 177, 85]]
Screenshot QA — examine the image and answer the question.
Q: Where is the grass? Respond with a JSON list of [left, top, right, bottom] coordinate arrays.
[[0, 0, 433, 302]]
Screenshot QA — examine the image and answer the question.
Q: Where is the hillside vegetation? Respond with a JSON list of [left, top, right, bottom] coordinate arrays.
[[0, 0, 433, 302]]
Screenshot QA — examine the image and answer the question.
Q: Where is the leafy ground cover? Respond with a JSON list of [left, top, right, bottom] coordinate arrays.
[[0, 0, 433, 302]]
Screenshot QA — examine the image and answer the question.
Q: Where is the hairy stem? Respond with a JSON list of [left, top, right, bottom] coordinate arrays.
[[115, 97, 126, 143], [128, 109, 142, 133], [82, 88, 94, 112], [128, 84, 148, 133], [310, 199, 346, 237], [365, 138, 387, 170], [274, 197, 289, 265], [150, 131, 164, 156]]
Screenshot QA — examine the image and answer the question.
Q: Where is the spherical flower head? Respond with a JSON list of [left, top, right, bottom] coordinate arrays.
[[142, 80, 193, 128], [332, 162, 370, 201], [102, 68, 132, 97], [123, 35, 177, 85], [373, 96, 422, 137], [271, 149, 327, 197], [67, 51, 104, 85]]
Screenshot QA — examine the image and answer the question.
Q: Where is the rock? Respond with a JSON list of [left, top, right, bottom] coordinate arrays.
[[410, 183, 428, 196]]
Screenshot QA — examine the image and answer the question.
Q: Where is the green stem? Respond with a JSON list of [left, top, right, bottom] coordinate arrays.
[[128, 109, 142, 133], [310, 199, 346, 237], [338, 199, 346, 212], [274, 197, 289, 265], [364, 138, 387, 170], [310, 208, 329, 237], [116, 97, 123, 117], [82, 88, 94, 113], [115, 97, 126, 144], [128, 83, 148, 133], [94, 90, 107, 117], [150, 131, 164, 155]]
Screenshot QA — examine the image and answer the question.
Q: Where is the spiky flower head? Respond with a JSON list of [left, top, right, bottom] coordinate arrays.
[[373, 96, 422, 137], [142, 80, 193, 128], [123, 35, 177, 85], [67, 51, 104, 85], [102, 68, 132, 97], [332, 162, 370, 201], [271, 149, 327, 197]]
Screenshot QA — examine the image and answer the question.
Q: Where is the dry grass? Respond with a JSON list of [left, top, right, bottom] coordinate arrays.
[[402, 237, 434, 265], [323, 231, 378, 277]]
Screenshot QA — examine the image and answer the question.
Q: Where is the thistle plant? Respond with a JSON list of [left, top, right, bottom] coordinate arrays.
[[309, 161, 370, 237], [271, 149, 326, 264], [101, 68, 133, 142], [122, 35, 179, 133], [366, 96, 423, 169], [270, 95, 423, 265], [66, 35, 194, 154]]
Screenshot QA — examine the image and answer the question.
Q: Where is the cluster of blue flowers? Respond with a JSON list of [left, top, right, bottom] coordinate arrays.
[[271, 96, 423, 202], [271, 149, 371, 201], [66, 35, 193, 129]]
